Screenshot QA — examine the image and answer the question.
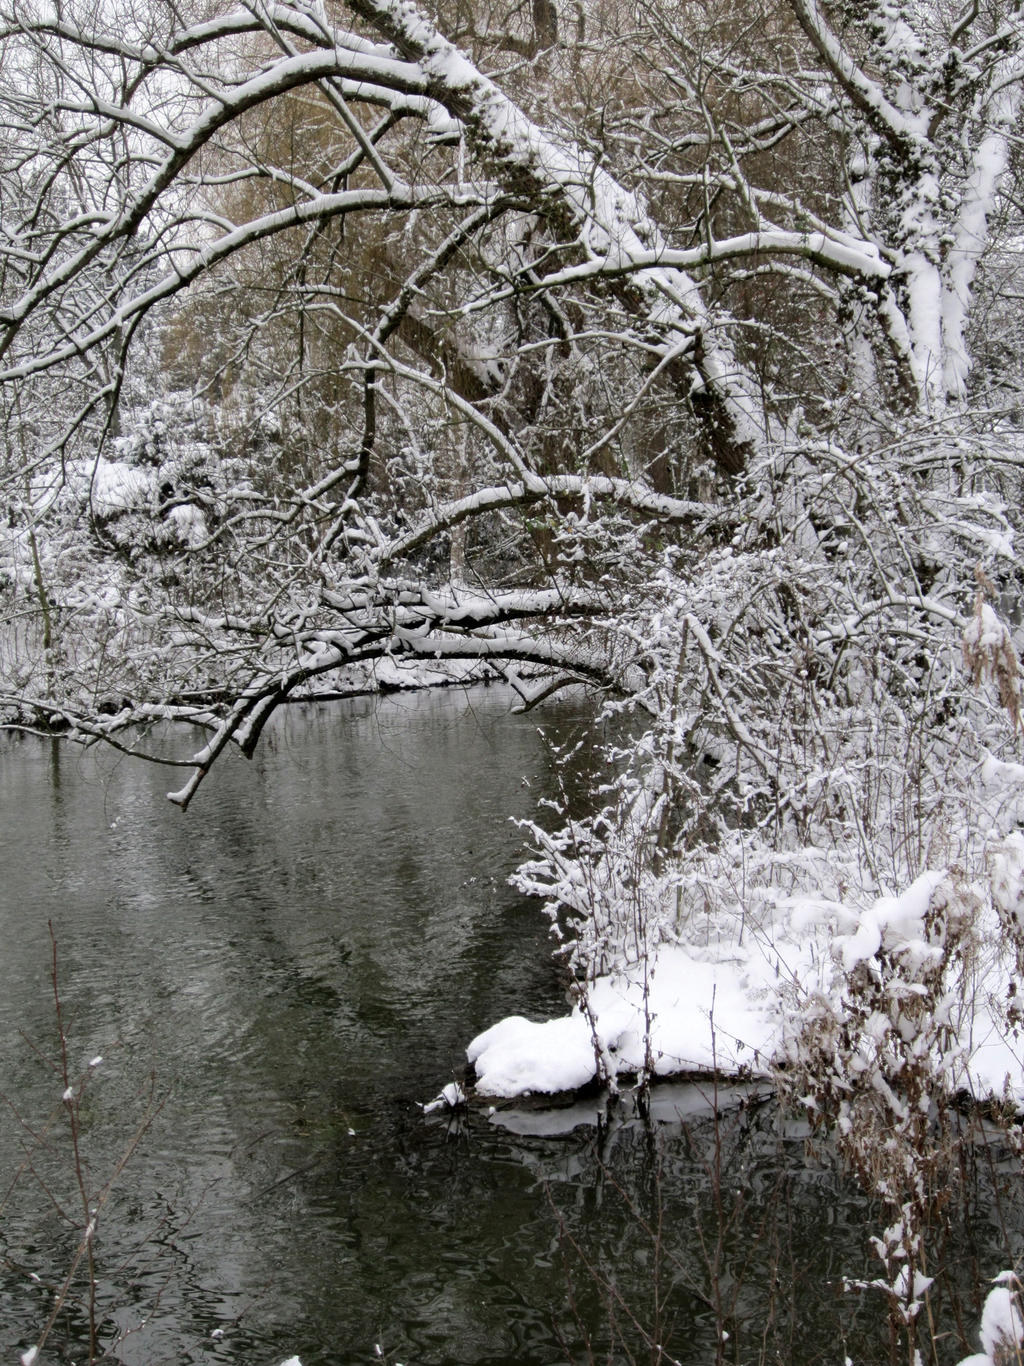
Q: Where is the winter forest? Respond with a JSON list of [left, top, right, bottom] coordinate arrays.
[[3, 0, 1024, 1356]]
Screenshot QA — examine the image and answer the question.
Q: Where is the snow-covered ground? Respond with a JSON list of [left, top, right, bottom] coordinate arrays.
[[468, 942, 772, 1096], [467, 858, 1024, 1103]]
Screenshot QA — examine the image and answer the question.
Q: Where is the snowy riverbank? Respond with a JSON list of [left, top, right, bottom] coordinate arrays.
[[466, 862, 1024, 1104]]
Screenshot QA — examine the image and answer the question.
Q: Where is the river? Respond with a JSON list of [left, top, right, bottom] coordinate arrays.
[[0, 686, 1017, 1365]]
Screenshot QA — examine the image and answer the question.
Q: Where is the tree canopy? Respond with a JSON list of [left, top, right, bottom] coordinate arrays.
[[0, 0, 1020, 852]]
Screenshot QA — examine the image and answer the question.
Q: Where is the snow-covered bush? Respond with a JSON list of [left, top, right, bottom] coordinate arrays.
[[0, 391, 269, 719], [497, 409, 1024, 1352]]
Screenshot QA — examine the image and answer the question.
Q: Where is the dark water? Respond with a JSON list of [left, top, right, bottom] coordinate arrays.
[[0, 687, 1019, 1366]]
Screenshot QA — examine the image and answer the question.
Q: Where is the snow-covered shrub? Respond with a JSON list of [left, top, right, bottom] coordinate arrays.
[[777, 870, 979, 1340], [497, 408, 1024, 1354], [513, 757, 666, 1088], [0, 391, 273, 717]]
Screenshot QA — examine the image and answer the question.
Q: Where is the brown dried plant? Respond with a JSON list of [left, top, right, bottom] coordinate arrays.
[[963, 567, 1023, 736]]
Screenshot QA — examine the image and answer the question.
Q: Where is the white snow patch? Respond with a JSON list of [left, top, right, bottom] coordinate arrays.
[[30, 457, 151, 518], [468, 1013, 597, 1097], [956, 1275, 1024, 1366], [955, 1274, 1024, 1366], [836, 870, 945, 973], [981, 750, 1024, 789], [166, 502, 208, 546], [468, 944, 774, 1097], [421, 1081, 466, 1113]]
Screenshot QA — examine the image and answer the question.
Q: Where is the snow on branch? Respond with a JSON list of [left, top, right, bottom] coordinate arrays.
[[343, 0, 767, 472], [375, 477, 721, 569], [0, 184, 483, 383]]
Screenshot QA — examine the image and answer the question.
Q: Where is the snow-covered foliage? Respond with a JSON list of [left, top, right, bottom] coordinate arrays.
[[955, 1274, 1024, 1366], [1, 390, 265, 713]]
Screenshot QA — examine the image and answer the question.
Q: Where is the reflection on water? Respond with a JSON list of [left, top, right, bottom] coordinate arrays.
[[0, 687, 1020, 1365]]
